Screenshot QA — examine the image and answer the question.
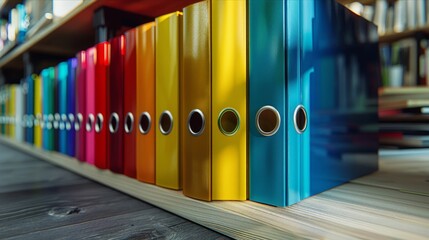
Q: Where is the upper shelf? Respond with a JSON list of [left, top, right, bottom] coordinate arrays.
[[379, 26, 429, 43], [0, 0, 199, 75]]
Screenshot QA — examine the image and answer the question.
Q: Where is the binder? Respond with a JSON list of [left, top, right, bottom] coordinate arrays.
[[66, 58, 77, 157], [248, 0, 379, 207], [155, 12, 182, 190], [85, 47, 96, 165], [8, 85, 15, 139], [15, 85, 25, 142], [248, 0, 301, 206], [182, 2, 211, 200], [308, 0, 379, 197], [123, 28, 137, 178], [211, 0, 247, 200], [94, 42, 110, 169], [53, 67, 60, 151], [182, 0, 247, 201], [57, 61, 68, 154], [136, 22, 156, 184], [25, 75, 35, 144], [0, 89, 4, 135], [75, 51, 87, 162], [34, 75, 42, 148], [41, 67, 55, 151], [15, 85, 24, 142], [108, 35, 125, 174]]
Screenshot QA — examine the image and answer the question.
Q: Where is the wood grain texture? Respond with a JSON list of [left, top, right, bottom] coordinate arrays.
[[1, 136, 428, 239], [0, 141, 228, 239]]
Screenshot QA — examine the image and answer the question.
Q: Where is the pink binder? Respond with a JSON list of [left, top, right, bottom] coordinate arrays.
[[85, 47, 96, 165], [75, 51, 86, 162]]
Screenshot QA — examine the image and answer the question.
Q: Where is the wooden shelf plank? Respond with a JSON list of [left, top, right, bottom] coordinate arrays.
[[0, 0, 200, 75], [379, 26, 429, 43], [0, 135, 428, 239]]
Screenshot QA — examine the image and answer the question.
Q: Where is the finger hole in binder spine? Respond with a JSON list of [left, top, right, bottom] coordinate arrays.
[[218, 108, 240, 136], [187, 109, 205, 136], [109, 113, 119, 133], [75, 113, 83, 131], [139, 112, 151, 135], [293, 105, 307, 134], [95, 113, 104, 133], [256, 106, 281, 137], [86, 114, 95, 132], [159, 111, 173, 135], [124, 112, 134, 134]]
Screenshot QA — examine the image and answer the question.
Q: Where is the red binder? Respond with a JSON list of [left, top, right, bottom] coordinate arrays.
[[123, 28, 137, 178], [108, 35, 125, 174], [95, 42, 110, 169], [75, 51, 86, 162]]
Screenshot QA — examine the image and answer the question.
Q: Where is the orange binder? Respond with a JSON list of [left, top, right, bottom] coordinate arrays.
[[136, 22, 156, 184]]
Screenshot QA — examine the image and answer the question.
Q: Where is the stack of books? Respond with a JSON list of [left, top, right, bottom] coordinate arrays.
[[379, 87, 429, 148]]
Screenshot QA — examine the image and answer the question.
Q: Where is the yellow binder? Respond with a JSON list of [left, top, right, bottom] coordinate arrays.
[[211, 0, 247, 200], [34, 75, 42, 148], [9, 85, 16, 139], [155, 12, 182, 190], [182, 0, 247, 200]]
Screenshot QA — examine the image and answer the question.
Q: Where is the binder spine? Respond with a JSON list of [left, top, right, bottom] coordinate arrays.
[[66, 58, 77, 157], [57, 61, 69, 155], [85, 47, 96, 165], [136, 22, 156, 184], [182, 1, 211, 201], [123, 29, 137, 178], [25, 75, 35, 144], [95, 42, 110, 169], [211, 0, 247, 200], [75, 51, 87, 162], [41, 68, 55, 151], [249, 0, 287, 207], [109, 35, 125, 174], [34, 75, 42, 148], [155, 12, 182, 190], [14, 85, 24, 142]]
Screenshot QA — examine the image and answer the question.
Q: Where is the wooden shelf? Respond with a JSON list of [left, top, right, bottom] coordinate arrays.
[[0, 0, 199, 81], [379, 26, 429, 43], [0, 135, 428, 239], [336, 0, 375, 5]]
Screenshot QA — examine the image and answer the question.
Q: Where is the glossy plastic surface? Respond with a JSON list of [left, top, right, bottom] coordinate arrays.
[[94, 42, 110, 169], [109, 35, 125, 174], [57, 61, 68, 154], [85, 47, 96, 165], [182, 1, 211, 201], [155, 12, 182, 190], [136, 22, 156, 184], [66, 58, 77, 157], [123, 29, 137, 178], [75, 51, 86, 162]]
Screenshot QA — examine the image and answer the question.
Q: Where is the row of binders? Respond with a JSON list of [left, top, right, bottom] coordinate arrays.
[[0, 0, 380, 207]]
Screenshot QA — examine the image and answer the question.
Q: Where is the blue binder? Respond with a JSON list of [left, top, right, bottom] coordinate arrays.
[[249, 0, 379, 207], [308, 0, 379, 196], [67, 58, 77, 157], [57, 61, 68, 154], [25, 75, 35, 144]]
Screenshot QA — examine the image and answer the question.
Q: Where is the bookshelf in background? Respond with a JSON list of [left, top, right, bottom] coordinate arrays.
[[341, 0, 429, 88]]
